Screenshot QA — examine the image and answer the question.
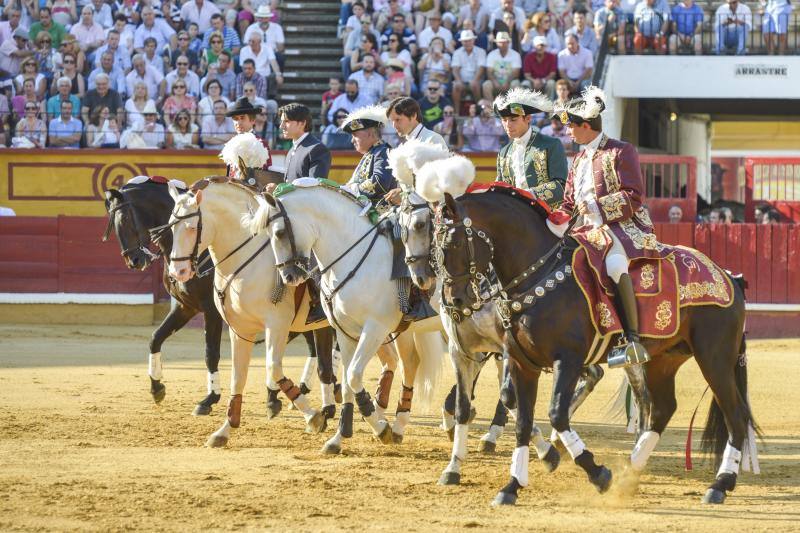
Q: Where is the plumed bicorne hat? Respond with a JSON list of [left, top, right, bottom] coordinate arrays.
[[340, 104, 388, 134], [554, 85, 606, 125], [493, 87, 553, 118]]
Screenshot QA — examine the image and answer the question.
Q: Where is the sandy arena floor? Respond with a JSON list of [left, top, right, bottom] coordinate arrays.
[[1, 324, 798, 532]]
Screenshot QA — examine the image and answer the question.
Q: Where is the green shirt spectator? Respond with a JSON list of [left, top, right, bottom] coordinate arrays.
[[29, 8, 68, 48]]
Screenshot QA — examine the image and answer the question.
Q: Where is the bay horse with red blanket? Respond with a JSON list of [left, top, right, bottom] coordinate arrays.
[[434, 185, 759, 506]]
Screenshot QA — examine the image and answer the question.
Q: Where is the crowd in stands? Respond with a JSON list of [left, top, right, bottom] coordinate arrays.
[[668, 202, 785, 223]]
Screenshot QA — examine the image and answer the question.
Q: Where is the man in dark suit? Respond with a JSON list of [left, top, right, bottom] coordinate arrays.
[[279, 103, 331, 184]]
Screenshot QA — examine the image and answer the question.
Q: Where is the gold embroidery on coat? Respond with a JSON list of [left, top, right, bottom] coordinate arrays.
[[619, 220, 663, 251], [532, 148, 548, 183], [596, 302, 613, 328], [585, 228, 608, 250], [640, 264, 655, 290], [602, 151, 621, 193], [677, 249, 731, 302], [635, 207, 653, 228], [600, 193, 626, 220], [654, 300, 672, 330]]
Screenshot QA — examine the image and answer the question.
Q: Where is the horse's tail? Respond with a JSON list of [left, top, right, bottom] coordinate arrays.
[[411, 331, 447, 413], [701, 274, 761, 469]]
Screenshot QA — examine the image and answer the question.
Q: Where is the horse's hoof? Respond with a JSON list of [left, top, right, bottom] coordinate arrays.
[[590, 466, 613, 494], [321, 404, 335, 420], [468, 406, 477, 424], [446, 426, 455, 442], [438, 471, 461, 485], [702, 488, 726, 504], [151, 381, 166, 404], [491, 491, 517, 507], [266, 399, 282, 419], [392, 432, 403, 444], [205, 434, 228, 448], [193, 403, 212, 416], [321, 441, 341, 455], [478, 439, 496, 453], [541, 445, 561, 473], [376, 423, 393, 445], [305, 411, 327, 434], [192, 392, 221, 416]]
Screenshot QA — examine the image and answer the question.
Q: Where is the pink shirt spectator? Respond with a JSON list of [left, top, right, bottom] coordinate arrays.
[[70, 22, 105, 51], [180, 0, 222, 34]]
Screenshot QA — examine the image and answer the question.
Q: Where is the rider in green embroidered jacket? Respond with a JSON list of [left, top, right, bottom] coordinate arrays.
[[494, 87, 568, 209]]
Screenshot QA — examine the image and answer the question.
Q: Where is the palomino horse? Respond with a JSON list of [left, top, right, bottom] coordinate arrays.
[[103, 178, 224, 415], [397, 190, 604, 485], [167, 178, 336, 446], [249, 180, 447, 453], [435, 188, 758, 506]]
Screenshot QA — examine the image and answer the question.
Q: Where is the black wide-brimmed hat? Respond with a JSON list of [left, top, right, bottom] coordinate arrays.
[[226, 97, 263, 117]]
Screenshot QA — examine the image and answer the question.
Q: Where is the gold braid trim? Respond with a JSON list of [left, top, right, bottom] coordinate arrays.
[[596, 302, 613, 328], [654, 300, 673, 330], [532, 148, 548, 183], [599, 192, 626, 221], [678, 249, 731, 302], [640, 264, 655, 290], [619, 220, 664, 251], [602, 150, 621, 193]]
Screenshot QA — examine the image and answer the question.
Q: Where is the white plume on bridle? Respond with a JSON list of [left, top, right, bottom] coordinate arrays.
[[219, 132, 270, 169], [388, 139, 451, 188], [493, 87, 554, 113], [415, 155, 476, 203]]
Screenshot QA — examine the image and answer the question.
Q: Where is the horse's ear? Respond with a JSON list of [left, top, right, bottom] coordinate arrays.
[[105, 188, 122, 205], [194, 189, 203, 205], [168, 182, 181, 201], [262, 192, 277, 208], [443, 193, 460, 221]]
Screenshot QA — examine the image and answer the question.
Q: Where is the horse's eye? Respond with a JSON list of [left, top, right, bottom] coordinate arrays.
[[412, 221, 425, 232], [275, 228, 286, 239]]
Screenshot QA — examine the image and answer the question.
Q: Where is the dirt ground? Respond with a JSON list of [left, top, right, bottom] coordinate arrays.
[[1, 324, 798, 532]]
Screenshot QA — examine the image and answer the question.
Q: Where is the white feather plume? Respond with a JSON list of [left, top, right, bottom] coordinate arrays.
[[495, 87, 553, 113], [388, 139, 450, 187], [340, 104, 388, 131], [414, 155, 476, 203], [415, 161, 443, 203], [219, 132, 270, 169], [578, 85, 607, 119]]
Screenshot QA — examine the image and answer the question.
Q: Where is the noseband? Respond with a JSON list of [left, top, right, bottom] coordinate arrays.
[[151, 205, 203, 273], [103, 198, 161, 263], [400, 199, 434, 267]]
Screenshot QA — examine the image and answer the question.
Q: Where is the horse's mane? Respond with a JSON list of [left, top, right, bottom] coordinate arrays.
[[464, 183, 551, 221]]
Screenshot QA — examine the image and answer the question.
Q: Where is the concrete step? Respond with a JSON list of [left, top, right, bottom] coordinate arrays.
[[283, 24, 338, 35], [281, 1, 340, 12], [284, 48, 342, 59], [285, 57, 342, 68], [281, 80, 331, 91]]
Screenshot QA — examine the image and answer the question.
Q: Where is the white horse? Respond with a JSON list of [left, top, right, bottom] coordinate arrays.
[[167, 179, 332, 447], [248, 180, 447, 453]]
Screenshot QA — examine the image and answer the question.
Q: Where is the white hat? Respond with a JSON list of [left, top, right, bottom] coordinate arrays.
[[254, 5, 272, 18], [533, 35, 547, 47], [494, 31, 511, 43], [459, 29, 477, 42], [142, 101, 158, 115]]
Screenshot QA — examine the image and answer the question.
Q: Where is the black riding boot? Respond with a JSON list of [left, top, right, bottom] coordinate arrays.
[[402, 285, 438, 322], [305, 281, 327, 325], [607, 273, 650, 368]]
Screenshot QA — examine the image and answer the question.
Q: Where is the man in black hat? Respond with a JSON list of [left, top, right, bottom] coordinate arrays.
[[224, 96, 272, 180], [279, 103, 331, 184]]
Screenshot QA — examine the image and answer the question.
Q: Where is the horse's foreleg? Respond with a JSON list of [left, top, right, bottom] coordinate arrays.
[[347, 322, 393, 443], [323, 335, 357, 455], [314, 327, 336, 422], [374, 343, 399, 422], [206, 332, 254, 448], [148, 303, 196, 404], [439, 350, 481, 485], [480, 355, 508, 452], [193, 306, 224, 416], [549, 357, 612, 493]]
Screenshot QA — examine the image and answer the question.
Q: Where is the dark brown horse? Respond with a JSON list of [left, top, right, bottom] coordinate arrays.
[[436, 189, 758, 506]]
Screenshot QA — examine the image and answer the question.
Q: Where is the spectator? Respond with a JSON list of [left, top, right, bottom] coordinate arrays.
[[326, 79, 370, 122], [0, 28, 34, 78], [714, 0, 751, 55], [198, 78, 230, 124], [210, 51, 236, 100], [482, 32, 521, 101], [522, 12, 562, 54], [88, 51, 126, 96], [123, 101, 165, 148], [15, 101, 47, 147], [162, 78, 197, 127], [322, 107, 354, 150], [720, 206, 734, 224], [47, 99, 82, 148], [69, 5, 105, 58], [179, 0, 220, 35], [342, 1, 367, 43], [565, 8, 599, 54], [165, 108, 199, 149], [451, 29, 486, 114], [14, 57, 46, 100], [634, 0, 669, 54], [554, 79, 570, 107], [29, 7, 67, 48], [33, 31, 61, 88], [49, 0, 76, 29], [52, 52, 85, 98], [762, 0, 793, 55], [489, 0, 527, 34], [557, 34, 593, 94], [91, 0, 113, 29], [142, 37, 164, 74], [0, 8, 25, 44], [58, 34, 86, 74], [109, 13, 134, 52], [594, 0, 627, 55], [240, 81, 269, 113], [200, 99, 235, 150], [243, 6, 283, 56], [418, 12, 454, 53], [417, 36, 451, 91], [93, 29, 131, 73], [349, 55, 384, 105], [239, 33, 282, 92], [81, 72, 123, 125], [345, 14, 381, 56], [380, 32, 413, 87], [134, 6, 176, 53], [462, 98, 505, 152], [86, 105, 121, 147], [457, 0, 490, 34], [235, 58, 267, 100], [380, 12, 417, 56], [668, 204, 683, 223], [523, 36, 557, 99], [165, 55, 201, 97], [160, 0, 184, 32], [113, 0, 137, 28], [374, 0, 412, 33], [540, 115, 572, 148], [126, 54, 165, 104], [433, 104, 462, 149], [124, 80, 155, 126], [201, 13, 240, 56], [321, 77, 342, 126], [11, 77, 42, 117], [187, 22, 204, 56], [494, 10, 524, 54], [384, 57, 411, 96], [165, 31, 200, 73], [349, 32, 381, 80], [46, 76, 80, 119], [765, 210, 781, 224], [668, 0, 703, 55], [707, 208, 722, 223], [417, 79, 452, 130]]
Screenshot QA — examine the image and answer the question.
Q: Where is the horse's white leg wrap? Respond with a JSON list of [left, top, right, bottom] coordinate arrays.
[[266, 376, 279, 390], [300, 356, 316, 385], [718, 442, 742, 477], [321, 382, 335, 407], [292, 394, 317, 420], [510, 446, 530, 487], [550, 428, 558, 443], [630, 430, 660, 471], [444, 424, 469, 475], [532, 425, 552, 460], [394, 411, 410, 436], [325, 429, 343, 450], [211, 419, 232, 440], [207, 371, 221, 395], [148, 352, 163, 380], [363, 411, 387, 435], [481, 424, 504, 444], [558, 429, 586, 460], [441, 407, 456, 431]]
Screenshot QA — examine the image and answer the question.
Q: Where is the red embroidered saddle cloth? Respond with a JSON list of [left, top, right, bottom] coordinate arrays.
[[571, 240, 735, 339]]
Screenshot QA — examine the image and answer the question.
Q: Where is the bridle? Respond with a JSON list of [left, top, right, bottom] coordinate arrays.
[[399, 197, 434, 267], [103, 195, 161, 265], [267, 197, 309, 273]]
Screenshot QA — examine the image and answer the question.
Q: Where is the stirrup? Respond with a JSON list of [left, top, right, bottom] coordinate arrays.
[[607, 336, 650, 369]]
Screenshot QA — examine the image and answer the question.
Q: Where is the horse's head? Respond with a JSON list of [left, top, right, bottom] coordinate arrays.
[[167, 185, 211, 282], [104, 188, 158, 270], [254, 192, 313, 286], [435, 193, 494, 322], [399, 191, 436, 290]]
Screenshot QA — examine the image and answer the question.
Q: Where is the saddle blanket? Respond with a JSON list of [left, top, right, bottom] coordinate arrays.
[[572, 242, 735, 339]]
